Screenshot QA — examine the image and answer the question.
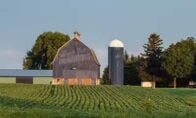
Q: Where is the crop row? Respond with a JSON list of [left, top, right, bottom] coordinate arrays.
[[0, 84, 189, 113]]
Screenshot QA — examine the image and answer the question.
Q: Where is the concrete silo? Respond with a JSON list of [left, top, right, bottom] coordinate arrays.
[[108, 39, 124, 85]]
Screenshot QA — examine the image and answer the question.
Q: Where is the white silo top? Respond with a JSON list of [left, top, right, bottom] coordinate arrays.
[[109, 39, 124, 47]]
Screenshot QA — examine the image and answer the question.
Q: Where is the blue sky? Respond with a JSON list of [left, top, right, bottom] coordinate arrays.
[[0, 0, 196, 75]]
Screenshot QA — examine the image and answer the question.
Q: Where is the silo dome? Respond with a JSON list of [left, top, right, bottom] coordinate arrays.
[[109, 39, 124, 47]]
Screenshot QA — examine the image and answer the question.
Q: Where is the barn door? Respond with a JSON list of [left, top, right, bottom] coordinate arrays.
[[67, 78, 78, 85], [16, 77, 33, 84], [81, 78, 92, 85]]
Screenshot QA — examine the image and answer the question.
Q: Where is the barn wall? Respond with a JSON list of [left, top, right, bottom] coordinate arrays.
[[52, 78, 64, 85], [33, 77, 53, 84], [65, 78, 99, 85], [16, 77, 33, 84], [0, 77, 16, 83], [53, 39, 100, 85]]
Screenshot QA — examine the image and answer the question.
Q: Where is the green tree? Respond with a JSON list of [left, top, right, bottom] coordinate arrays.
[[124, 54, 141, 85], [101, 66, 110, 84], [162, 38, 195, 88], [139, 57, 152, 82], [23, 32, 70, 69], [186, 37, 196, 83], [141, 33, 163, 88], [124, 50, 131, 64]]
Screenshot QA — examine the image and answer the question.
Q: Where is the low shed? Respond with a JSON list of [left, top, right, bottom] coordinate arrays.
[[0, 69, 52, 84]]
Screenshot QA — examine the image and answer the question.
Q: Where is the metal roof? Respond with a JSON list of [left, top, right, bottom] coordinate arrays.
[[0, 69, 52, 77]]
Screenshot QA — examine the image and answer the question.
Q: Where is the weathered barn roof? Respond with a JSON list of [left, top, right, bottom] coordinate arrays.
[[0, 69, 52, 77], [90, 49, 100, 66], [52, 38, 100, 66]]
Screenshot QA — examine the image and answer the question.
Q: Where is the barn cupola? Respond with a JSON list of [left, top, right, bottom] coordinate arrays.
[[74, 31, 81, 40]]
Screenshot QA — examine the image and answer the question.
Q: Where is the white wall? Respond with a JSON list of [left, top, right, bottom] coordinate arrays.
[[33, 77, 53, 84], [0, 77, 16, 83], [141, 81, 154, 88]]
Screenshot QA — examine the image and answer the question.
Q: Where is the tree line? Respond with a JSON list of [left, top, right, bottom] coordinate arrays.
[[23, 32, 196, 88], [102, 34, 196, 88]]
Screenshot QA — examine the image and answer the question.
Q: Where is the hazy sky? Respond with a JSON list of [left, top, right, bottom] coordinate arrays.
[[1, 0, 196, 74]]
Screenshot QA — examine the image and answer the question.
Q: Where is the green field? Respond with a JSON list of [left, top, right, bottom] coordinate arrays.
[[0, 84, 195, 118]]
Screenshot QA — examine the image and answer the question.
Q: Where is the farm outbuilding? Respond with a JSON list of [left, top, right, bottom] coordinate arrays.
[[0, 69, 52, 84], [108, 39, 124, 85], [52, 32, 100, 85], [141, 81, 155, 88]]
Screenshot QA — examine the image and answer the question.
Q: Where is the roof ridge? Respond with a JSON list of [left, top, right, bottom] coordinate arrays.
[[52, 38, 100, 66]]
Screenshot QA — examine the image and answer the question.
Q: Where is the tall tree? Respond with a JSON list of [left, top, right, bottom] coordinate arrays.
[[124, 50, 131, 64], [102, 66, 110, 84], [139, 56, 152, 82], [162, 38, 195, 88], [124, 54, 141, 85], [23, 32, 70, 69], [141, 33, 163, 88]]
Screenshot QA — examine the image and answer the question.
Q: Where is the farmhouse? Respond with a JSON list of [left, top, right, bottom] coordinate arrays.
[[0, 69, 52, 84], [52, 32, 100, 85]]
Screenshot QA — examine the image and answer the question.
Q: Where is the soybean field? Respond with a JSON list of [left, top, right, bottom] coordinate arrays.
[[0, 84, 195, 118]]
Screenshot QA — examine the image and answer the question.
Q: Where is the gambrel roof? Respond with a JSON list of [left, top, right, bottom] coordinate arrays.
[[52, 38, 100, 66]]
